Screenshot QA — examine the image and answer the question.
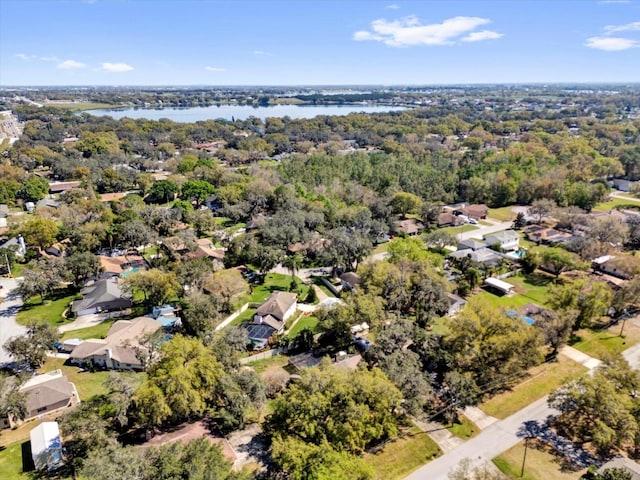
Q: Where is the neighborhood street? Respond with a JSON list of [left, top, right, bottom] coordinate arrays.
[[405, 345, 603, 479], [0, 277, 25, 365]]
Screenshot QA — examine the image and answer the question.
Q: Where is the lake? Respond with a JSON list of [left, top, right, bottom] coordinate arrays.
[[86, 103, 406, 122]]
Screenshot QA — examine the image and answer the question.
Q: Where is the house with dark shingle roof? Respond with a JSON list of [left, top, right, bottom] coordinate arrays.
[[72, 278, 133, 316], [244, 291, 298, 348]]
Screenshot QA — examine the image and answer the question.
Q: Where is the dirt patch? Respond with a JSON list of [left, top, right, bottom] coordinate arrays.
[[226, 423, 269, 473]]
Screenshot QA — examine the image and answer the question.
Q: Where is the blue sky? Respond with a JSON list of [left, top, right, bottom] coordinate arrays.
[[1, 0, 639, 86]]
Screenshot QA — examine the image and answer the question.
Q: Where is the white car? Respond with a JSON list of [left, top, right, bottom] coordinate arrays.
[[468, 218, 478, 224]]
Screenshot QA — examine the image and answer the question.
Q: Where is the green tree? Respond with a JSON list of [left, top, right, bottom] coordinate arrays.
[[391, 191, 423, 218], [271, 436, 374, 480], [18, 217, 59, 251], [527, 198, 556, 224], [6, 322, 61, 369], [0, 375, 27, 425], [75, 131, 121, 157], [204, 269, 250, 312], [180, 179, 216, 207], [266, 363, 402, 454], [65, 251, 103, 288], [123, 268, 180, 306], [445, 301, 543, 395], [539, 248, 580, 279], [17, 175, 49, 203], [146, 180, 178, 204], [133, 335, 223, 427]]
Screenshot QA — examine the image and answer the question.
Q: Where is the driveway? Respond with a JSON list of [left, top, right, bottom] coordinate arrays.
[[0, 277, 25, 365]]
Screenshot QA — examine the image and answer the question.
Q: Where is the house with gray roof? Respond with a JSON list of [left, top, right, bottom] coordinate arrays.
[[244, 291, 298, 348], [483, 229, 520, 252], [72, 278, 133, 316]]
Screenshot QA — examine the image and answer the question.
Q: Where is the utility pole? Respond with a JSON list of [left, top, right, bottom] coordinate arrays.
[[520, 436, 529, 477], [4, 253, 10, 277], [620, 309, 629, 338]]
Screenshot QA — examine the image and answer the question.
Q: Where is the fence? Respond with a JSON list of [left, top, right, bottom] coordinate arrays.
[[215, 303, 250, 331], [240, 348, 283, 365]]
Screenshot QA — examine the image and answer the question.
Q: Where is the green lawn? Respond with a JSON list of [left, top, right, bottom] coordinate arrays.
[[472, 272, 553, 310], [288, 315, 319, 337], [39, 357, 113, 401], [570, 323, 640, 359], [441, 224, 480, 236], [364, 423, 441, 480], [249, 273, 309, 304], [447, 415, 479, 440], [493, 440, 584, 480], [0, 442, 31, 480], [16, 291, 78, 327], [488, 206, 517, 222], [480, 354, 587, 419], [229, 308, 257, 327], [245, 354, 290, 375], [61, 320, 115, 341], [592, 197, 640, 212], [48, 101, 120, 111]]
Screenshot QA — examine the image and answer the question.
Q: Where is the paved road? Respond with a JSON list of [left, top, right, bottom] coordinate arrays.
[[0, 277, 25, 365], [406, 345, 602, 479], [609, 192, 640, 203]]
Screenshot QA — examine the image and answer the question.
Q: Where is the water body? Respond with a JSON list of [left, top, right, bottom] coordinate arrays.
[[86, 103, 406, 122]]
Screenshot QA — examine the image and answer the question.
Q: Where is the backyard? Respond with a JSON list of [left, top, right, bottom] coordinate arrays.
[[473, 272, 553, 310], [570, 320, 640, 359], [287, 315, 319, 337], [38, 357, 114, 401]]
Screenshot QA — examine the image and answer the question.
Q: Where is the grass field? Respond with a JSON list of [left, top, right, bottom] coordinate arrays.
[[364, 423, 441, 480], [493, 440, 584, 479], [480, 354, 587, 419], [473, 272, 553, 310], [441, 224, 480, 236], [16, 291, 78, 327], [229, 308, 257, 327], [488, 206, 517, 222], [592, 197, 640, 212], [570, 321, 640, 359], [0, 442, 30, 480], [447, 415, 479, 439], [245, 353, 289, 374], [60, 320, 115, 341], [46, 101, 120, 111], [288, 315, 319, 337]]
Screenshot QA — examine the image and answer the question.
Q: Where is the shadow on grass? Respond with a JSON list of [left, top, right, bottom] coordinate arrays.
[[522, 272, 554, 287]]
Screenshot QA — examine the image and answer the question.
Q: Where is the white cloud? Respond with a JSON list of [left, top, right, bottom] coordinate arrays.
[[253, 50, 272, 56], [205, 66, 226, 72], [598, 0, 631, 4], [40, 56, 59, 62], [101, 62, 134, 72], [461, 30, 503, 42], [57, 59, 86, 69], [15, 53, 36, 60], [353, 15, 501, 47], [604, 21, 640, 33], [387, 4, 399, 9], [585, 36, 639, 50]]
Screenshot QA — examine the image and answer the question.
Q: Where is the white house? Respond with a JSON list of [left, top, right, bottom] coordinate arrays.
[[30, 422, 63, 471], [483, 230, 520, 252]]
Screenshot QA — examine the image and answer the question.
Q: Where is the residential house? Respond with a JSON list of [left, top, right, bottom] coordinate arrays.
[[30, 422, 63, 471], [244, 291, 298, 348], [340, 272, 361, 291], [437, 212, 465, 228], [72, 278, 133, 317], [48, 181, 81, 194], [69, 316, 162, 371], [523, 226, 574, 246], [483, 229, 520, 252], [446, 293, 467, 317], [457, 238, 487, 251], [592, 255, 640, 280], [185, 238, 225, 262], [462, 204, 489, 220], [448, 247, 501, 266], [1, 370, 79, 430], [597, 457, 640, 480], [99, 192, 129, 203], [0, 234, 27, 258], [395, 218, 425, 236]]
